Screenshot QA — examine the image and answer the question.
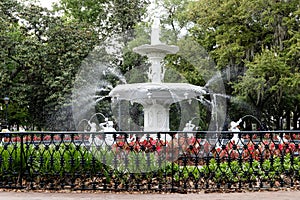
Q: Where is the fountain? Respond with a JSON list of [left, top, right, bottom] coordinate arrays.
[[109, 17, 207, 134], [69, 7, 229, 173]]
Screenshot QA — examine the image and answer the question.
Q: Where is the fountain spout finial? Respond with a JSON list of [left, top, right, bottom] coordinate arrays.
[[151, 17, 162, 45]]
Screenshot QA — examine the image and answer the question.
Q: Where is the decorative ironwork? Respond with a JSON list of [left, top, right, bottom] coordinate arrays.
[[0, 131, 299, 192]]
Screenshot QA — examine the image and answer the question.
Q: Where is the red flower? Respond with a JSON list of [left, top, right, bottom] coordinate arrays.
[[278, 144, 284, 151], [33, 136, 41, 141], [64, 136, 71, 141], [117, 141, 125, 147], [289, 143, 296, 151], [24, 135, 30, 141], [270, 142, 275, 150], [134, 143, 140, 151], [156, 145, 162, 153], [53, 135, 60, 141], [230, 150, 239, 159], [203, 141, 211, 153], [263, 140, 269, 145], [150, 139, 157, 146], [43, 135, 51, 141], [74, 135, 80, 140], [141, 139, 148, 146], [218, 150, 228, 158], [12, 137, 21, 142]]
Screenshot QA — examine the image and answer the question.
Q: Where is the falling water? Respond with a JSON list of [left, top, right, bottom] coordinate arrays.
[[72, 56, 127, 129], [106, 67, 127, 84], [241, 114, 264, 130]]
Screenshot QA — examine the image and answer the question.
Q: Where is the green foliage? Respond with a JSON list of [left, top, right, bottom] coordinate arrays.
[[0, 1, 101, 129], [185, 0, 300, 128], [55, 0, 149, 38], [0, 142, 108, 176], [174, 155, 300, 185], [0, 141, 166, 177], [233, 48, 291, 118]]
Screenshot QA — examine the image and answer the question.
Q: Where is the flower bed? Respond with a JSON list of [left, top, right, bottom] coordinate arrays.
[[111, 133, 300, 164]]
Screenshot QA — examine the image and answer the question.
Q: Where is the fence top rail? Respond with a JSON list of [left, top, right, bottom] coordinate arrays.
[[3, 130, 300, 135]]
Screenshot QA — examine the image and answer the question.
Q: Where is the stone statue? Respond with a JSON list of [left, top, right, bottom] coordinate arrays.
[[229, 119, 243, 147], [100, 120, 116, 146], [88, 121, 102, 146], [88, 121, 97, 132], [183, 121, 196, 138]]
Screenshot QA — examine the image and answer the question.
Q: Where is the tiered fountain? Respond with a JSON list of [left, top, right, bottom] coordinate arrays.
[[109, 18, 207, 134]]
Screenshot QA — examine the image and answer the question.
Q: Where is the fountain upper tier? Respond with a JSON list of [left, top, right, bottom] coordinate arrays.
[[133, 43, 179, 83], [132, 17, 179, 83]]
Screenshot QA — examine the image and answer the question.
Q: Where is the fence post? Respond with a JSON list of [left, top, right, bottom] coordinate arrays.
[[171, 133, 175, 192], [19, 133, 24, 188]]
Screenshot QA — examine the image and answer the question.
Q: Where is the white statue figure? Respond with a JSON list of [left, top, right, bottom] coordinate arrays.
[[88, 119, 117, 147], [229, 119, 243, 147], [278, 133, 288, 144], [183, 121, 196, 138], [100, 120, 116, 146], [89, 121, 97, 132], [88, 121, 103, 146], [1, 128, 10, 142]]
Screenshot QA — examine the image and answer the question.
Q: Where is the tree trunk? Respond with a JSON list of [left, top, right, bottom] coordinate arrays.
[[293, 110, 299, 130], [275, 117, 281, 130], [286, 110, 291, 130]]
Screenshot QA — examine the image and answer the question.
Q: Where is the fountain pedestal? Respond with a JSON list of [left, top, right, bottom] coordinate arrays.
[[134, 44, 179, 83], [144, 103, 169, 132]]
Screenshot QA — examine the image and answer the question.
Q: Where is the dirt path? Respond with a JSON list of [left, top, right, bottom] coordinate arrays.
[[0, 190, 300, 200]]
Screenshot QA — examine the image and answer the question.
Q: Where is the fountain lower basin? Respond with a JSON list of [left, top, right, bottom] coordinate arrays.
[[109, 82, 207, 132], [110, 83, 206, 104]]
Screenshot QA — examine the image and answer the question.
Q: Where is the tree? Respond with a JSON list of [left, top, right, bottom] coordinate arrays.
[[186, 0, 300, 129], [232, 49, 291, 127], [55, 0, 149, 40], [1, 0, 99, 130]]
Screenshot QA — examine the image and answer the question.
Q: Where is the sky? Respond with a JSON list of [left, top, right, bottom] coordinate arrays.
[[37, 0, 159, 21], [38, 0, 59, 9], [38, 0, 158, 12]]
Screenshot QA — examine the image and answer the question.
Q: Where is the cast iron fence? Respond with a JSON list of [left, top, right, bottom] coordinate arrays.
[[0, 130, 299, 192]]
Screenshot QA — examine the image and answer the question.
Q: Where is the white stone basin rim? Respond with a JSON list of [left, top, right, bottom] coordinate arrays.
[[133, 44, 179, 56], [109, 82, 207, 106]]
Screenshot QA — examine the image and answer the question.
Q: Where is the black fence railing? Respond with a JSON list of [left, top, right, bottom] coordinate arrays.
[[0, 130, 299, 192]]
